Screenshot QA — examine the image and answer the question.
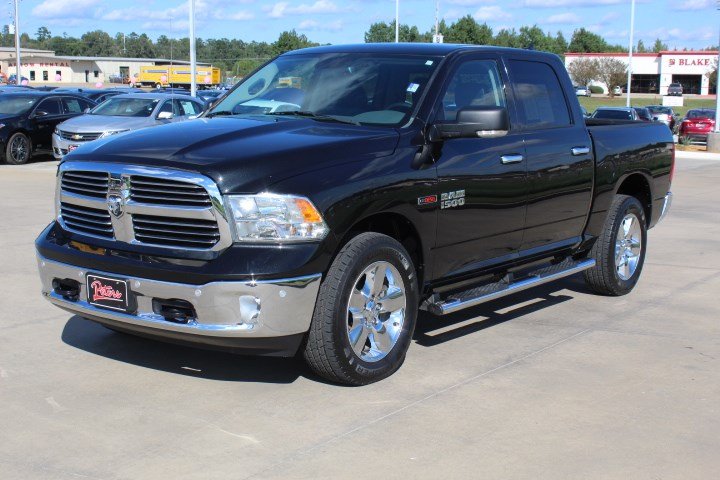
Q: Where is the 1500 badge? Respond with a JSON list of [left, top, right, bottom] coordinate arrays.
[[441, 190, 465, 209]]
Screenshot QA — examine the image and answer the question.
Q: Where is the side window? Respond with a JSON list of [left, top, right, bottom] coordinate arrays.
[[61, 97, 83, 114], [36, 98, 61, 115], [81, 99, 95, 110], [178, 99, 202, 116], [507, 60, 571, 130], [158, 101, 173, 115], [439, 60, 506, 122]]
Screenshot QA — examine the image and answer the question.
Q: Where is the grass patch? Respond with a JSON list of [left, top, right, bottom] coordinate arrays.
[[578, 96, 715, 116]]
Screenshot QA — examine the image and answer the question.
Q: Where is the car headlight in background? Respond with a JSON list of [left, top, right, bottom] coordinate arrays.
[[226, 194, 328, 243]]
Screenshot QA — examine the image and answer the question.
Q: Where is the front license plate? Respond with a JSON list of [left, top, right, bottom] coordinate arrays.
[[86, 274, 130, 312]]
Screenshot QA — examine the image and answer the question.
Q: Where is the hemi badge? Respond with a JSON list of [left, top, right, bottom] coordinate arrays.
[[417, 195, 438, 206]]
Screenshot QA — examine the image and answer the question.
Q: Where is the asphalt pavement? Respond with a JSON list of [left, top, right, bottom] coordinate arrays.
[[1, 152, 718, 479]]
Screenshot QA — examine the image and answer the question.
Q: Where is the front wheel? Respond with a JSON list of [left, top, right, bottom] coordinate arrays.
[[584, 194, 647, 296], [5, 132, 31, 165], [303, 232, 419, 385]]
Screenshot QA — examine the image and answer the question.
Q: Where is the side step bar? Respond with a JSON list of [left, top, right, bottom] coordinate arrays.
[[428, 258, 596, 315]]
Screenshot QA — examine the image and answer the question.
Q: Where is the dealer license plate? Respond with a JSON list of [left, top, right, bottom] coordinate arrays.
[[86, 274, 130, 313]]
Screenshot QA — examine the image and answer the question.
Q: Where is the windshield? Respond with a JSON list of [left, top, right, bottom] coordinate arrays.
[[647, 106, 670, 114], [91, 97, 160, 117], [687, 110, 715, 119], [211, 52, 442, 126], [594, 109, 633, 120], [0, 95, 38, 114]]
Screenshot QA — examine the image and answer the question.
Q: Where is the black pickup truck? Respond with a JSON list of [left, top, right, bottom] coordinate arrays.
[[36, 44, 673, 385]]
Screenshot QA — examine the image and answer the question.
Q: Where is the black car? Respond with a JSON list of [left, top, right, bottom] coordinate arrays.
[[0, 92, 96, 164]]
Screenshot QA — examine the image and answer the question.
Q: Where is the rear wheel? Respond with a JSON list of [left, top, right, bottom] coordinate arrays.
[[304, 232, 418, 385], [584, 194, 647, 296], [5, 133, 31, 165]]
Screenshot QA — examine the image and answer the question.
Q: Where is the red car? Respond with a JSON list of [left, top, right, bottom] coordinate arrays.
[[679, 109, 715, 143]]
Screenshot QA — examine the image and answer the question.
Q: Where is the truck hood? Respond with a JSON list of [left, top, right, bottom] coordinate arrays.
[[67, 116, 400, 193], [57, 114, 153, 133]]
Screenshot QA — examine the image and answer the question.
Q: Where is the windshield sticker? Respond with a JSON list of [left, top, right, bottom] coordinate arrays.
[[425, 60, 434, 66], [407, 83, 420, 93]]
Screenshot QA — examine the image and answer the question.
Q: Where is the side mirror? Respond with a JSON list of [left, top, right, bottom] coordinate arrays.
[[34, 110, 49, 117], [429, 106, 509, 142], [157, 111, 174, 120]]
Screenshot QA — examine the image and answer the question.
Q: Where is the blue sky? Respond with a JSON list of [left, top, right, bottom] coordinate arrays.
[[9, 0, 717, 50]]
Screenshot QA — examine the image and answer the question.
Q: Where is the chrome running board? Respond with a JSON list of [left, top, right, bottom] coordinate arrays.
[[428, 258, 596, 315]]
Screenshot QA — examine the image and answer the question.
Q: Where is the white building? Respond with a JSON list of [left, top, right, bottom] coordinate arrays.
[[0, 47, 207, 85], [565, 50, 717, 96]]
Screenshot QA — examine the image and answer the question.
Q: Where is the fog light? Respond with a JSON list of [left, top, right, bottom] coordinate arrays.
[[239, 295, 261, 325]]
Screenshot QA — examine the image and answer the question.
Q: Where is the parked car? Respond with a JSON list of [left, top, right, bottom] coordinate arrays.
[[145, 87, 191, 95], [667, 83, 683, 96], [592, 107, 640, 121], [632, 107, 653, 122], [612, 86, 622, 96], [574, 85, 591, 97], [679, 109, 716, 143], [580, 105, 591, 118], [36, 44, 673, 385], [0, 92, 95, 164], [53, 88, 125, 105], [197, 89, 224, 105], [646, 105, 677, 130], [52, 93, 204, 159]]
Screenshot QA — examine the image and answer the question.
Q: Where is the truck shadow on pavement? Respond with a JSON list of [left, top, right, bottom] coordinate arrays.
[[59, 275, 590, 384], [413, 275, 588, 347], [60, 317, 305, 384]]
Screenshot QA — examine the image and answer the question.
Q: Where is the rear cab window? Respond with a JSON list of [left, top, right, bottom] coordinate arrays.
[[507, 60, 572, 130]]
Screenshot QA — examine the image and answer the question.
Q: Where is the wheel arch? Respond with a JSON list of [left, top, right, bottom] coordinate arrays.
[[615, 172, 653, 226]]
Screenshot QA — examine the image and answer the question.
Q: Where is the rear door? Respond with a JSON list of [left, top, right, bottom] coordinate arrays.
[[505, 58, 594, 252], [432, 54, 528, 279]]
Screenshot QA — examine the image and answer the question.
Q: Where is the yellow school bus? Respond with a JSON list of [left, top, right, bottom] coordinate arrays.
[[137, 65, 222, 88]]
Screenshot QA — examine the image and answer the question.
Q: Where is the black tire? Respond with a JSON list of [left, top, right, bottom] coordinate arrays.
[[303, 232, 419, 385], [5, 132, 31, 165], [584, 194, 647, 296]]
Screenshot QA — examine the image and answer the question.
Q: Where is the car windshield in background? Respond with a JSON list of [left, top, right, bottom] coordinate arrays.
[[647, 106, 671, 114], [0, 95, 38, 114], [594, 110, 633, 120], [687, 110, 715, 119], [91, 97, 159, 117], [211, 52, 442, 126]]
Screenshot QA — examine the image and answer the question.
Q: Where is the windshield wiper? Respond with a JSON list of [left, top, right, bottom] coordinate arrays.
[[267, 110, 359, 126], [205, 110, 234, 118]]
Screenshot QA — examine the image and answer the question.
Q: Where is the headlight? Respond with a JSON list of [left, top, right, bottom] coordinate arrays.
[[226, 194, 328, 243], [100, 130, 130, 138]]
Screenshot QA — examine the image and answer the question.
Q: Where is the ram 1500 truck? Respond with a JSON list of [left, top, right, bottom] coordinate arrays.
[[36, 44, 674, 385]]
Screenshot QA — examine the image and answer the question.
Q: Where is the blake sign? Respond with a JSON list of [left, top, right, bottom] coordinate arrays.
[[668, 58, 711, 67]]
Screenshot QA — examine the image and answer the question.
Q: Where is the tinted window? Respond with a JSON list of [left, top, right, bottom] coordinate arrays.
[[438, 60, 506, 122], [61, 97, 84, 114], [36, 98, 61, 115], [687, 110, 715, 119], [158, 101, 173, 115], [593, 110, 633, 120], [508, 60, 571, 130]]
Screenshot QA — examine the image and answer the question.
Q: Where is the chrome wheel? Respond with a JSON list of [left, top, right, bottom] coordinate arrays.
[[615, 213, 642, 281], [10, 135, 28, 164], [346, 261, 406, 363]]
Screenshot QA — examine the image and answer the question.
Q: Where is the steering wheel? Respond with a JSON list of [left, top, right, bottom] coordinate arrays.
[[385, 102, 412, 113]]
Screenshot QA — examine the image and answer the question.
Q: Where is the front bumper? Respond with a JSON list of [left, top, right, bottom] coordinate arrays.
[[37, 253, 322, 355], [52, 133, 96, 160]]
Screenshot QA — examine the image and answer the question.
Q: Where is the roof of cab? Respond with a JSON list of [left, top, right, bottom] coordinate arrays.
[[284, 43, 558, 59]]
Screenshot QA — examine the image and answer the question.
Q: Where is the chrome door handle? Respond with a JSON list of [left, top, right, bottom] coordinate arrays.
[[571, 146, 591, 156], [501, 154, 524, 164]]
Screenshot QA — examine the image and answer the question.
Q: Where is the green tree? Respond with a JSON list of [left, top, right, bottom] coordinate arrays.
[[445, 15, 492, 45], [81, 30, 116, 56], [554, 31, 568, 55], [494, 28, 521, 48], [517, 25, 554, 52], [234, 58, 262, 77], [652, 38, 668, 53], [568, 28, 613, 53], [636, 39, 646, 53], [35, 26, 51, 43], [365, 21, 425, 43], [272, 30, 316, 56]]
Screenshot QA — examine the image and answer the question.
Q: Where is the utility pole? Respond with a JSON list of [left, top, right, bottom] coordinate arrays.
[[395, 0, 399, 43], [626, 0, 635, 107], [433, 0, 443, 43], [189, 0, 197, 96], [14, 0, 20, 83]]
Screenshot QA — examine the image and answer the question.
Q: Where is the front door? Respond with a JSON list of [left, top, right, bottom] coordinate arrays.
[[31, 98, 66, 149], [432, 55, 527, 280]]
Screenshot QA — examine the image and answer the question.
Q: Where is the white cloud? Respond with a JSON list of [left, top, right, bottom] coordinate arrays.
[[474, 6, 512, 21], [675, 0, 712, 10], [522, 0, 624, 6], [298, 19, 343, 31], [32, 0, 100, 19], [546, 13, 581, 24], [267, 1, 341, 18]]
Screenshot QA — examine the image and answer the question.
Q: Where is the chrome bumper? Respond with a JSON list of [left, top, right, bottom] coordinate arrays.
[[659, 192, 673, 223], [37, 253, 321, 339]]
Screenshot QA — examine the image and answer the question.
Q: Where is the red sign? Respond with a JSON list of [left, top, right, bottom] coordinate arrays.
[[90, 280, 124, 303], [668, 58, 711, 67]]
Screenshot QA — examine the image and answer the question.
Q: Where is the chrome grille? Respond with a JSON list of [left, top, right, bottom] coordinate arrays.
[[59, 202, 113, 238], [58, 130, 103, 142], [130, 176, 212, 207], [60, 171, 109, 199], [56, 163, 232, 252], [133, 214, 221, 249]]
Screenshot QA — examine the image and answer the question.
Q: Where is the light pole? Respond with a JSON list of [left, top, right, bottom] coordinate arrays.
[[715, 2, 720, 133], [626, 0, 635, 108], [189, 0, 197, 96], [395, 0, 399, 43], [14, 0, 20, 83]]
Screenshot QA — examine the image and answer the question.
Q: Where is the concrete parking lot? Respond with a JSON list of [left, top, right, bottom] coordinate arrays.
[[1, 153, 719, 479]]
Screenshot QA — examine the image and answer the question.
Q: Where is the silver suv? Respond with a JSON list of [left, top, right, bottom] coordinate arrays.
[[667, 83, 683, 96]]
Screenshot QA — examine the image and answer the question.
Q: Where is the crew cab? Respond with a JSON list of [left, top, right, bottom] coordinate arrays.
[[36, 44, 674, 385]]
